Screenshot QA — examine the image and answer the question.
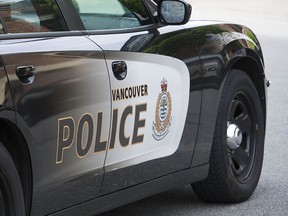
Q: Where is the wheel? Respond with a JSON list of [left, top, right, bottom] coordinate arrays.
[[192, 70, 265, 203], [0, 142, 25, 215]]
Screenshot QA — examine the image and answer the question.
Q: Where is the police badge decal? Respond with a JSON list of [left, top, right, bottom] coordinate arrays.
[[152, 78, 172, 141]]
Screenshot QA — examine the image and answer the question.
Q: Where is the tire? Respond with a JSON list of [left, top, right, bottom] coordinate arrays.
[[192, 69, 265, 203], [0, 142, 25, 215]]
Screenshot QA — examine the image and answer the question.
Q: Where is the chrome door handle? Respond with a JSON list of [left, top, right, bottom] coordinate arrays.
[[112, 61, 127, 80], [16, 65, 36, 84]]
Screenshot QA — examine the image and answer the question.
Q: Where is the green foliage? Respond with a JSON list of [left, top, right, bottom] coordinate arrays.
[[31, 0, 61, 17], [119, 0, 147, 16], [71, 0, 79, 12]]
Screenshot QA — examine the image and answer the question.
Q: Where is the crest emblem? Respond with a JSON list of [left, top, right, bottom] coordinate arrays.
[[152, 78, 172, 141]]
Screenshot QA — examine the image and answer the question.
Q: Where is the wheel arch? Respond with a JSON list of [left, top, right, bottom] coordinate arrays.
[[0, 118, 32, 216], [229, 53, 267, 126], [191, 46, 267, 167]]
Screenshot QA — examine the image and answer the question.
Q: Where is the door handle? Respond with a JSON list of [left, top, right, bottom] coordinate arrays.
[[16, 65, 36, 84], [112, 61, 127, 80]]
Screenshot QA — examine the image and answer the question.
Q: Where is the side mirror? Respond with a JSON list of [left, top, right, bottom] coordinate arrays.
[[158, 0, 192, 25]]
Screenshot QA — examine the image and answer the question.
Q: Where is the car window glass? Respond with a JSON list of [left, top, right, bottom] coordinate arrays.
[[0, 0, 67, 33], [0, 19, 4, 34], [72, 0, 153, 30]]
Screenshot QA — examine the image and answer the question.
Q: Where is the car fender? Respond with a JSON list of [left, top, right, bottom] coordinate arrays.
[[188, 23, 266, 166]]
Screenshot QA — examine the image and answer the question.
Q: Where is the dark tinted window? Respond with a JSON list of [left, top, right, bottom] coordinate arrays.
[[72, 0, 153, 30], [0, 0, 67, 33]]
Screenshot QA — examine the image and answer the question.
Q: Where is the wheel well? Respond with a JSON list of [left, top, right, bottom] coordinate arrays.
[[231, 57, 266, 124], [0, 120, 32, 215]]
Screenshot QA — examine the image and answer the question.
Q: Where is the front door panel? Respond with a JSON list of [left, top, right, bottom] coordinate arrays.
[[104, 52, 190, 170], [91, 47, 191, 193], [87, 24, 203, 193], [1, 36, 111, 215]]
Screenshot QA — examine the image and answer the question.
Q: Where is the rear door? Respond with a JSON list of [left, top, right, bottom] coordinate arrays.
[[69, 0, 194, 194], [0, 1, 111, 214]]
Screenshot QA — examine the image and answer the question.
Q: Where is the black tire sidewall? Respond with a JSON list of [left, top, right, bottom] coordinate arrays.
[[219, 70, 265, 200], [0, 143, 25, 216]]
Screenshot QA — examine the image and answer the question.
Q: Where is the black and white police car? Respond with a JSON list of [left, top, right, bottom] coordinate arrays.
[[0, 0, 268, 215]]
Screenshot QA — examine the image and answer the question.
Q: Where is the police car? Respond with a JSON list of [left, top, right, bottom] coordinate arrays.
[[0, 0, 268, 215]]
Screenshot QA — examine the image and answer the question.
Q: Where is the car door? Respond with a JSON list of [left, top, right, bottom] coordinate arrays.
[[68, 0, 200, 194], [0, 1, 111, 215]]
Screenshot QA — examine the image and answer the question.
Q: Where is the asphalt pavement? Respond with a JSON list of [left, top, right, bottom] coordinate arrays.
[[99, 1, 288, 215]]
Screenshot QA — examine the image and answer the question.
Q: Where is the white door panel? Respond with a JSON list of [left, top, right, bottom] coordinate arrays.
[[104, 52, 190, 171]]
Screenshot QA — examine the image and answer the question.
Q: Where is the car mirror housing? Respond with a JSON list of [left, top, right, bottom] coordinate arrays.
[[157, 0, 192, 25]]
